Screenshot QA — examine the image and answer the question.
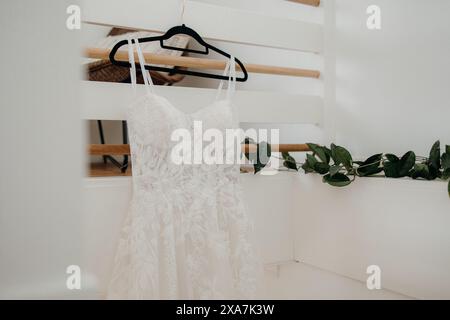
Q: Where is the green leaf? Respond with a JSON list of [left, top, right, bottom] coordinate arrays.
[[301, 154, 317, 174], [304, 151, 330, 174], [307, 143, 329, 164], [443, 146, 450, 180], [331, 144, 353, 170], [442, 153, 450, 171], [399, 151, 416, 176], [443, 169, 450, 180], [441, 151, 450, 180], [323, 147, 332, 164], [330, 144, 338, 163], [428, 141, 441, 177], [322, 173, 352, 187], [383, 161, 398, 178], [383, 151, 416, 178], [254, 164, 263, 174], [365, 153, 383, 164], [301, 162, 314, 174], [329, 165, 341, 177], [284, 160, 298, 171], [314, 162, 330, 175], [429, 141, 441, 166], [385, 154, 399, 162], [306, 153, 318, 167], [282, 152, 298, 171], [410, 163, 431, 180], [356, 154, 383, 177]]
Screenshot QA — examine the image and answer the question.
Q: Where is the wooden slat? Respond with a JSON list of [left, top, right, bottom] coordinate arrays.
[[81, 81, 323, 124], [289, 0, 321, 7], [84, 48, 320, 79], [82, 0, 323, 53], [89, 162, 132, 177], [88, 144, 310, 156], [90, 144, 131, 156]]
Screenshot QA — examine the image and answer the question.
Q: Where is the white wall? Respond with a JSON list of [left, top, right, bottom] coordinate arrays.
[[294, 174, 450, 299], [333, 0, 450, 157], [0, 1, 87, 298], [290, 0, 450, 300]]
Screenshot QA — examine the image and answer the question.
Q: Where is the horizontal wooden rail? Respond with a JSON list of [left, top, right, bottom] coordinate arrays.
[[88, 144, 310, 156], [84, 47, 321, 79], [289, 0, 320, 7]]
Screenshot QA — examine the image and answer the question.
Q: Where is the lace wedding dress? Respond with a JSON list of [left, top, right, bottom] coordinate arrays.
[[107, 38, 261, 299]]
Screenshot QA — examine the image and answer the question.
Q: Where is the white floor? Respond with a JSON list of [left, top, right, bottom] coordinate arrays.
[[263, 262, 411, 300]]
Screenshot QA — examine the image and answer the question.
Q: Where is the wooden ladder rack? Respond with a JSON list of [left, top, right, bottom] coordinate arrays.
[[84, 48, 321, 79]]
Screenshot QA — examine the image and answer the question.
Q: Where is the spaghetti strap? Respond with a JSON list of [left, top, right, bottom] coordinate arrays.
[[227, 55, 236, 101], [127, 37, 154, 95], [127, 38, 137, 94], [215, 55, 236, 101]]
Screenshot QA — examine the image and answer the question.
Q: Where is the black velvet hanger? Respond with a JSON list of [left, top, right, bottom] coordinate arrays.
[[109, 24, 248, 82]]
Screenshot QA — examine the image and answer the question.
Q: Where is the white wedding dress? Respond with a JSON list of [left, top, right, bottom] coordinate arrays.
[[107, 38, 261, 299]]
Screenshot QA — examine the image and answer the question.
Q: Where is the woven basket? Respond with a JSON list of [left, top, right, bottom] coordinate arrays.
[[87, 28, 187, 85]]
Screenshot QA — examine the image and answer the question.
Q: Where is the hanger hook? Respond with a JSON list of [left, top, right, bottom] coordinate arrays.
[[181, 0, 186, 25]]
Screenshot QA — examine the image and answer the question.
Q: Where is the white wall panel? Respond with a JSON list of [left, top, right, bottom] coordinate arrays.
[[81, 81, 323, 124], [293, 174, 450, 299], [82, 0, 323, 52]]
